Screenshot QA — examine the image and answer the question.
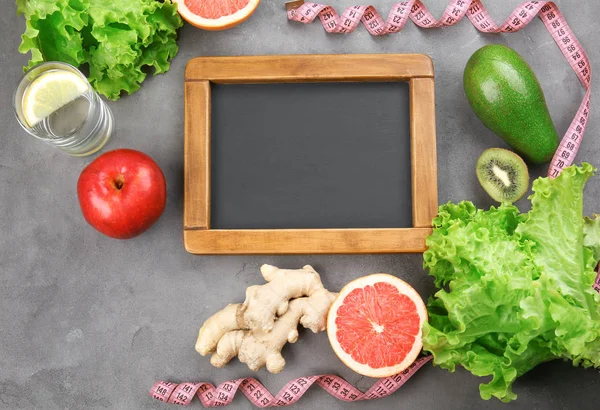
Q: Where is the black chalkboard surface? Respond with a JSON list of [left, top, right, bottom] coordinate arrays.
[[210, 82, 412, 229]]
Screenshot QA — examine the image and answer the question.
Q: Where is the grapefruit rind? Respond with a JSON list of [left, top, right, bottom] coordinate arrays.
[[327, 273, 427, 378], [173, 0, 261, 30]]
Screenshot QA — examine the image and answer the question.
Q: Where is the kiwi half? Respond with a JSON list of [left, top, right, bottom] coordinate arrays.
[[476, 148, 529, 203]]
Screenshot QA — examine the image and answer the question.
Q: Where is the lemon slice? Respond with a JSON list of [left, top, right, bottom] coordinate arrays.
[[22, 70, 89, 127]]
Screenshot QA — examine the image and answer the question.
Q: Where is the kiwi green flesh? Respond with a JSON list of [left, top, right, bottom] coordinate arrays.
[[476, 149, 529, 203]]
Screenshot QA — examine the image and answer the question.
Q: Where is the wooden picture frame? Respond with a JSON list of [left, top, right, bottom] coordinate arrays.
[[184, 54, 437, 254]]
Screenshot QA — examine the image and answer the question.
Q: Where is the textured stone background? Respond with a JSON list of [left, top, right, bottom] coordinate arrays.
[[1, 1, 599, 409]]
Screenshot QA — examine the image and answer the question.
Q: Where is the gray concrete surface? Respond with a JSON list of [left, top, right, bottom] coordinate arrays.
[[1, 1, 600, 409]]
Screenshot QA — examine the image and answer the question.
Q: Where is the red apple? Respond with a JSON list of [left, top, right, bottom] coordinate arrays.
[[77, 149, 166, 239]]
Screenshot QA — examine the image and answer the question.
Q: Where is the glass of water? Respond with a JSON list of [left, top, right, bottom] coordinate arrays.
[[13, 61, 114, 156]]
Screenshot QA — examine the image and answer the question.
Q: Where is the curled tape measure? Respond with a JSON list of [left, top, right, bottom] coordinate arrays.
[[151, 356, 431, 406], [150, 2, 596, 407], [287, 0, 591, 179]]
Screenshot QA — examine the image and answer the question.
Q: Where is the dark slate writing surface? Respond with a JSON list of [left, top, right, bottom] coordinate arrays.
[[210, 82, 412, 229]]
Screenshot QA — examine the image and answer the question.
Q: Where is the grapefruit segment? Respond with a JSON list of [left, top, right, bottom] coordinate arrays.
[[174, 0, 260, 30], [327, 274, 427, 378]]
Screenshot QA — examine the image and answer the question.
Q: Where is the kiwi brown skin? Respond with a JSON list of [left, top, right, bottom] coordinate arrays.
[[476, 148, 530, 203]]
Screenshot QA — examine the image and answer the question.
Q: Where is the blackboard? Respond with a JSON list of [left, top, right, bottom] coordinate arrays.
[[183, 54, 437, 254], [210, 82, 412, 229]]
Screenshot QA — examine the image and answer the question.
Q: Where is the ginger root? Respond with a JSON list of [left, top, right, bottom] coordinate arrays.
[[195, 264, 337, 374]]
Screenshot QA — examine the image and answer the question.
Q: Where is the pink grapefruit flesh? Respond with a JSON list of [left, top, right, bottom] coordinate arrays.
[[327, 274, 427, 378], [174, 0, 261, 30], [186, 0, 250, 18]]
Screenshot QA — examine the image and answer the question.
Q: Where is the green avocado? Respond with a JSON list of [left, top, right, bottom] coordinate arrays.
[[464, 44, 559, 164]]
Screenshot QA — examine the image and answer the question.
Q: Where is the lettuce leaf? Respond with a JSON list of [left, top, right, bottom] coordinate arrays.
[[17, 0, 182, 100], [423, 163, 600, 402], [584, 214, 600, 261]]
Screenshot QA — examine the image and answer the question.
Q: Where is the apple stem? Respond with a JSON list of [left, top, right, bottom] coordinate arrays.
[[113, 175, 125, 190]]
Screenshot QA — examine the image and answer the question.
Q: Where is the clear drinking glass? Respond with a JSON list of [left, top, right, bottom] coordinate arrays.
[[13, 62, 114, 156]]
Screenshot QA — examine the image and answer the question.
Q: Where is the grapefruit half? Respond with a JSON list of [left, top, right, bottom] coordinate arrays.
[[327, 274, 427, 378], [174, 0, 261, 30]]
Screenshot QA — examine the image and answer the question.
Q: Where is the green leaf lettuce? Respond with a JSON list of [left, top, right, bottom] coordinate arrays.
[[422, 163, 600, 402], [17, 0, 183, 100]]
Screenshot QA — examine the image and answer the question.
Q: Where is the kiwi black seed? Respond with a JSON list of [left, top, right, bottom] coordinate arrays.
[[476, 148, 529, 203]]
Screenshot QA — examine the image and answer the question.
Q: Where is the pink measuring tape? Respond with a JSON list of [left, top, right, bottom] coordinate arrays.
[[287, 0, 591, 179], [151, 355, 431, 406], [150, 2, 594, 407]]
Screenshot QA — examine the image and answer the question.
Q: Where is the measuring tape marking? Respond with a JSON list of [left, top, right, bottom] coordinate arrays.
[[287, 1, 591, 179]]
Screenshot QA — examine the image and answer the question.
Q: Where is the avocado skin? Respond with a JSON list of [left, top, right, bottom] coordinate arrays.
[[464, 44, 559, 164]]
